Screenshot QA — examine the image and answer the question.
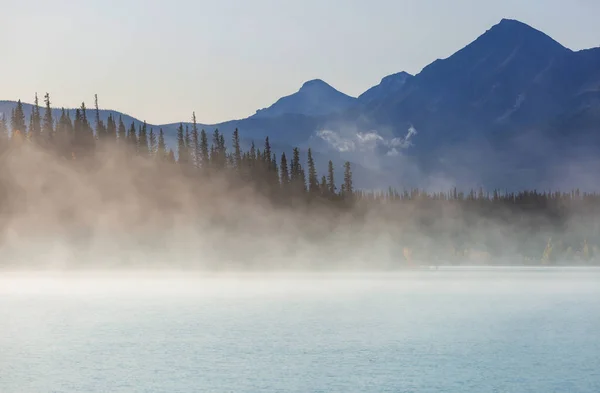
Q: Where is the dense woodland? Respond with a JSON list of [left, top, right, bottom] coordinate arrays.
[[1, 94, 600, 267]]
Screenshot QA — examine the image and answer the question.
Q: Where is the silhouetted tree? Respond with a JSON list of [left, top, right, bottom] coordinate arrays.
[[117, 115, 126, 143], [307, 148, 318, 196], [29, 93, 42, 143], [42, 93, 54, 146], [10, 99, 26, 136], [157, 128, 167, 160], [343, 161, 353, 199]]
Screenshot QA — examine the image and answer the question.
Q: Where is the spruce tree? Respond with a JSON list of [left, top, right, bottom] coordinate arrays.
[[117, 115, 126, 143], [42, 93, 54, 145], [138, 121, 149, 156], [10, 99, 27, 136], [149, 128, 157, 157], [232, 128, 241, 171], [320, 176, 328, 195], [94, 94, 106, 140], [307, 148, 318, 195], [177, 123, 187, 166], [106, 114, 117, 141], [211, 129, 222, 169], [127, 121, 138, 150], [185, 124, 191, 164], [327, 160, 336, 196], [0, 114, 8, 145], [280, 152, 290, 186], [191, 112, 200, 168], [199, 129, 209, 169], [157, 128, 167, 160], [264, 137, 272, 165], [29, 93, 42, 143], [343, 161, 353, 198]]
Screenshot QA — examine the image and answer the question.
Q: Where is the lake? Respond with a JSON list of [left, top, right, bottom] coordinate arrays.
[[1, 268, 600, 392]]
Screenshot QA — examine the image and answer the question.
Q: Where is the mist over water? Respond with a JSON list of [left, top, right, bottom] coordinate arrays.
[[2, 270, 600, 392]]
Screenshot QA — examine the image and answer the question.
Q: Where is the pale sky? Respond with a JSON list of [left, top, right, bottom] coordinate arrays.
[[1, 0, 599, 124]]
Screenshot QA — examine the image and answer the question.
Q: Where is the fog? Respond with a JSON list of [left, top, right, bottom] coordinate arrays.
[[0, 140, 599, 271]]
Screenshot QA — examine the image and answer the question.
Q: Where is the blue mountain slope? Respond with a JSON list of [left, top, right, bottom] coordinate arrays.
[[252, 79, 357, 118], [3, 19, 600, 190]]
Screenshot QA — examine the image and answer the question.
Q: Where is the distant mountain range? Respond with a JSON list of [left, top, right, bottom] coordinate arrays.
[[2, 19, 600, 190]]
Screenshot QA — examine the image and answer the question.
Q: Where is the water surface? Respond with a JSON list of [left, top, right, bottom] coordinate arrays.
[[1, 269, 599, 392]]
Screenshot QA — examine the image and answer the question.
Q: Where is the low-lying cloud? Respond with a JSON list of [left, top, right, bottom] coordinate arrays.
[[316, 126, 417, 157]]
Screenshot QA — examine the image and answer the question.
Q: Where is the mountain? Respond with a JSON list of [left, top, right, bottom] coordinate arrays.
[[358, 72, 413, 105], [252, 79, 357, 118], [3, 19, 600, 190]]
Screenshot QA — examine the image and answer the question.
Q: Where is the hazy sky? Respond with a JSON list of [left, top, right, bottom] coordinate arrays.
[[1, 0, 599, 124]]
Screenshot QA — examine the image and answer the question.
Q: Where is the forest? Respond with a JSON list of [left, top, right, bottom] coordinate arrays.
[[0, 94, 599, 268]]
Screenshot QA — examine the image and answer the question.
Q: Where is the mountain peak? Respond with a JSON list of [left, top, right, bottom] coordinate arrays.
[[482, 18, 568, 52], [300, 79, 334, 91], [252, 79, 356, 118]]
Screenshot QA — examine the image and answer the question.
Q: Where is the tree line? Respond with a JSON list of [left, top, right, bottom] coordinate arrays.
[[1, 94, 600, 266]]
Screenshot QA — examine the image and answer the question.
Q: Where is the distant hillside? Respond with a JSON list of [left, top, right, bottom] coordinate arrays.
[[4, 19, 600, 190]]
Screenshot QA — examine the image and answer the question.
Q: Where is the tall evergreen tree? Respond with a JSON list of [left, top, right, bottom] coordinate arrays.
[[327, 160, 336, 196], [320, 175, 328, 195], [232, 128, 242, 171], [138, 121, 149, 156], [177, 123, 188, 166], [149, 128, 157, 157], [106, 114, 117, 141], [185, 125, 191, 164], [199, 129, 209, 169], [42, 93, 54, 145], [157, 128, 167, 160], [264, 137, 272, 166], [343, 161, 353, 198], [307, 148, 318, 195], [117, 115, 126, 143], [29, 93, 42, 143], [191, 112, 200, 169], [280, 152, 290, 186], [94, 94, 106, 140], [127, 121, 138, 150], [0, 114, 8, 146], [10, 99, 26, 136]]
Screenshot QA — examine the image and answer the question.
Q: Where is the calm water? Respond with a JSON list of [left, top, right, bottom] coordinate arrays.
[[1, 269, 600, 392]]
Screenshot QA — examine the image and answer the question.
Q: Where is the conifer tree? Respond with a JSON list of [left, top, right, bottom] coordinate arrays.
[[232, 128, 241, 171], [55, 108, 72, 157], [127, 121, 138, 150], [117, 115, 126, 143], [42, 93, 54, 145], [280, 152, 290, 186], [157, 128, 167, 160], [138, 121, 149, 157], [320, 175, 328, 195], [177, 123, 188, 166], [185, 125, 191, 163], [149, 128, 157, 157], [264, 137, 272, 166], [271, 153, 279, 186], [11, 99, 27, 136], [327, 160, 336, 196], [0, 114, 8, 146], [199, 129, 209, 169], [29, 93, 42, 143], [94, 94, 106, 140], [191, 113, 200, 168], [106, 114, 116, 141], [307, 148, 319, 195], [343, 161, 353, 198]]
